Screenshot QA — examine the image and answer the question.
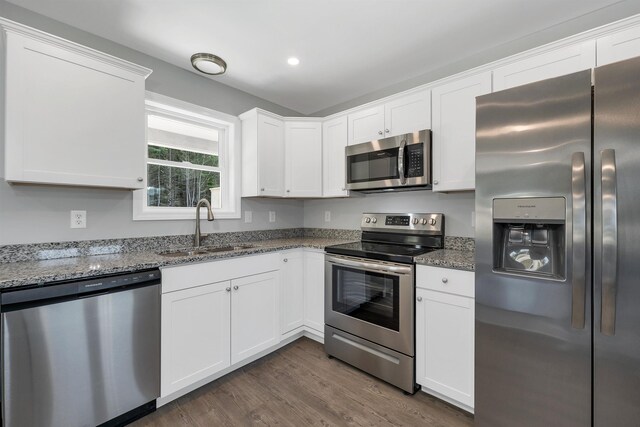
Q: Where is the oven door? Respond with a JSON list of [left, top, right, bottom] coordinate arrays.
[[325, 254, 415, 356]]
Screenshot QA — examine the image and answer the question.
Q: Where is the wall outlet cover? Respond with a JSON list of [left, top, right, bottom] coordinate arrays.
[[324, 211, 331, 222], [269, 211, 276, 223], [244, 211, 252, 223], [70, 210, 87, 229]]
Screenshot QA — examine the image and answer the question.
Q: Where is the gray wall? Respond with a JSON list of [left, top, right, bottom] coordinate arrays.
[[0, 1, 303, 245], [304, 191, 476, 237], [311, 2, 640, 116]]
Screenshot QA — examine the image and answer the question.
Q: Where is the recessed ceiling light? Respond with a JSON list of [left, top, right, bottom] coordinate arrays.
[[191, 53, 227, 75], [287, 57, 300, 66]]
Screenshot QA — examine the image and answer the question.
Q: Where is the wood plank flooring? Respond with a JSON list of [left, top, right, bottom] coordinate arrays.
[[132, 337, 474, 426]]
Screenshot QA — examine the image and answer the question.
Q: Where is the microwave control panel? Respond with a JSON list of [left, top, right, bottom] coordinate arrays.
[[406, 143, 424, 178]]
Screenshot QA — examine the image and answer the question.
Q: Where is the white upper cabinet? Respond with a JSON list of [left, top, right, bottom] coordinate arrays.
[[597, 24, 640, 66], [347, 104, 385, 145], [493, 40, 596, 91], [432, 72, 492, 192], [240, 109, 285, 197], [285, 121, 322, 197], [347, 89, 431, 145], [322, 115, 349, 197], [384, 89, 431, 137], [1, 19, 151, 189]]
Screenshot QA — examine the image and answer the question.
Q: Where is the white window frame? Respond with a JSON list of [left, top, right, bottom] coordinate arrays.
[[133, 92, 241, 220]]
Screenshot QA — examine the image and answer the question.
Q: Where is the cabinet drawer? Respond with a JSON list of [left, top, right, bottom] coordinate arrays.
[[416, 265, 474, 298]]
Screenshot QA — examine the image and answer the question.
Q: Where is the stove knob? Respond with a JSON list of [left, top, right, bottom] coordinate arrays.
[[412, 218, 419, 225], [371, 217, 377, 224], [429, 218, 437, 226], [420, 218, 428, 225], [365, 217, 371, 223]]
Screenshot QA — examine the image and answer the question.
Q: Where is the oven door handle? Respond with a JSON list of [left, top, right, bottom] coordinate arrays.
[[326, 255, 413, 275]]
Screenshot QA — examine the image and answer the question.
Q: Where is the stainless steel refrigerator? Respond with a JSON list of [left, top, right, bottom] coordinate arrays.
[[475, 56, 640, 426]]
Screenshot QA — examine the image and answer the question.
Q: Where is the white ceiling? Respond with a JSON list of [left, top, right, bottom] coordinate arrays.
[[7, 0, 636, 114]]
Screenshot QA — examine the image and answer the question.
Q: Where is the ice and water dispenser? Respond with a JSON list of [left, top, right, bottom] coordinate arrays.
[[493, 197, 566, 280]]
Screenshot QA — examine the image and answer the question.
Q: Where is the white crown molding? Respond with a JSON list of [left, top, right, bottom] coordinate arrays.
[[0, 17, 152, 78]]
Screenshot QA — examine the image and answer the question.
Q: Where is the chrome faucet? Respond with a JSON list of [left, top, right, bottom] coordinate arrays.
[[194, 198, 214, 248]]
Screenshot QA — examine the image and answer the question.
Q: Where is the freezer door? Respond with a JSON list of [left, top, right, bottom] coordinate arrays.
[[594, 55, 640, 426], [475, 71, 592, 427]]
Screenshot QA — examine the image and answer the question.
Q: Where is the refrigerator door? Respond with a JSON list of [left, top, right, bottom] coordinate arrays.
[[475, 71, 592, 427], [593, 56, 640, 426]]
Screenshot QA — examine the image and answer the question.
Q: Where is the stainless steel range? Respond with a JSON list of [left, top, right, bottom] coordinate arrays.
[[324, 213, 444, 393]]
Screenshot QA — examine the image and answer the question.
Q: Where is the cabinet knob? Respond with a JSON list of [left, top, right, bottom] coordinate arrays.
[[137, 177, 143, 182], [226, 287, 231, 292], [283, 258, 288, 262], [233, 285, 239, 290], [442, 278, 448, 284], [433, 180, 439, 185], [385, 129, 390, 133], [342, 187, 346, 191], [378, 130, 383, 135], [260, 188, 265, 191], [286, 189, 290, 193], [417, 296, 423, 302]]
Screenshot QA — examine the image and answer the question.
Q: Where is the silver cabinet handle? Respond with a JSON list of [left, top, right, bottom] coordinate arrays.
[[233, 285, 239, 291], [260, 188, 265, 191], [283, 258, 288, 262], [601, 149, 618, 336], [385, 129, 390, 133], [286, 189, 290, 193], [137, 177, 143, 182], [417, 296, 423, 302], [571, 152, 587, 329], [378, 130, 383, 135], [433, 180, 439, 185], [225, 287, 231, 292], [398, 139, 407, 185], [441, 278, 448, 283]]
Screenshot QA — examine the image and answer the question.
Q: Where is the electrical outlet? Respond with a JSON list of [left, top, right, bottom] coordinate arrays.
[[269, 211, 276, 223], [324, 211, 331, 222], [244, 211, 252, 223], [70, 210, 87, 229]]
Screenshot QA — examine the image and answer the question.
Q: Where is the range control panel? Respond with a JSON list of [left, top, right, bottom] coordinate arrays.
[[361, 213, 443, 234]]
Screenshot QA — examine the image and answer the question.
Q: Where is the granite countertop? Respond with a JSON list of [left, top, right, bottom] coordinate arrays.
[[414, 249, 475, 272], [0, 237, 355, 289]]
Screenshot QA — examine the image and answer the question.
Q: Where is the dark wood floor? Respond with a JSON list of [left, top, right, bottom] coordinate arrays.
[[133, 337, 473, 426]]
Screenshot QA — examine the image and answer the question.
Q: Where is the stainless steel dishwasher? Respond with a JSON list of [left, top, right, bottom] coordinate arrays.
[[0, 269, 161, 427]]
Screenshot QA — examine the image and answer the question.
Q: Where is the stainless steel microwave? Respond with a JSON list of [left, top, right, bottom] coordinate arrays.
[[345, 129, 431, 192]]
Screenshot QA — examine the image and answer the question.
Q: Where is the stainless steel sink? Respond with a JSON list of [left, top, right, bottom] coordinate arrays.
[[159, 244, 257, 257]]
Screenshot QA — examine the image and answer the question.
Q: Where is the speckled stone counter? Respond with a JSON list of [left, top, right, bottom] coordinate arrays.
[[414, 249, 475, 272], [0, 237, 355, 289]]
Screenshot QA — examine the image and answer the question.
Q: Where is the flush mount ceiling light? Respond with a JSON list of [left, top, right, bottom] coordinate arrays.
[[191, 53, 227, 75], [287, 57, 300, 66]]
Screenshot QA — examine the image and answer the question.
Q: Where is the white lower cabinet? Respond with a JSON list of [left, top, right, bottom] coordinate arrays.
[[304, 250, 325, 333], [416, 265, 475, 412], [280, 251, 305, 334], [160, 254, 280, 398], [231, 271, 280, 364]]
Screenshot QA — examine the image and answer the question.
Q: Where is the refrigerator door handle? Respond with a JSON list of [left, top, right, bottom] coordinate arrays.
[[571, 152, 587, 329], [601, 149, 618, 336]]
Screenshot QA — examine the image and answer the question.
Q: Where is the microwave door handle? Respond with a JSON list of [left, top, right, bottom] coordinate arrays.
[[398, 139, 407, 184]]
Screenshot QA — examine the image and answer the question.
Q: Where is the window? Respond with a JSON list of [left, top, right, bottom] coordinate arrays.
[[133, 92, 241, 220]]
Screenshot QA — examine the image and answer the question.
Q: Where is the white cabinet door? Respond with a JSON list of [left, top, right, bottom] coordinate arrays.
[[597, 24, 640, 66], [257, 114, 285, 197], [384, 89, 431, 137], [304, 250, 325, 333], [161, 281, 231, 397], [3, 28, 150, 189], [280, 251, 305, 334], [285, 121, 322, 197], [322, 116, 349, 197], [347, 104, 385, 145], [231, 271, 280, 364], [416, 288, 474, 410], [493, 41, 596, 91], [432, 72, 491, 192]]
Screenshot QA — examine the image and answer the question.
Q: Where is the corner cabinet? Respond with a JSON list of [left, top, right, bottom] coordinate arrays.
[[280, 251, 305, 334], [431, 72, 492, 192], [416, 265, 475, 412], [347, 89, 431, 145], [322, 115, 349, 197], [1, 19, 151, 189]]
